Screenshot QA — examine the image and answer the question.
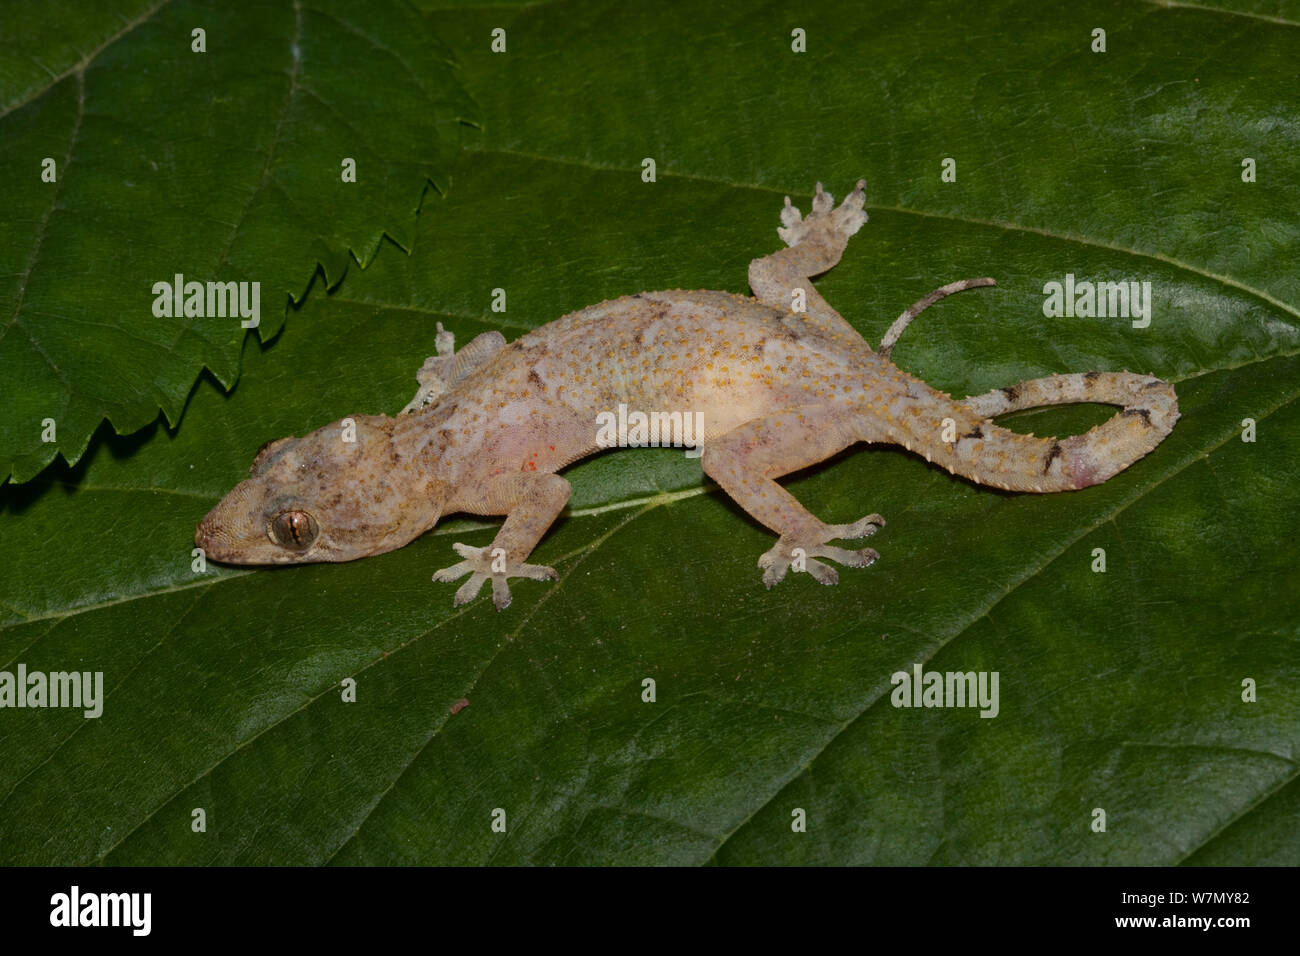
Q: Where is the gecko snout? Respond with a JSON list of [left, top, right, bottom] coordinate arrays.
[[194, 480, 259, 561], [194, 511, 227, 556]]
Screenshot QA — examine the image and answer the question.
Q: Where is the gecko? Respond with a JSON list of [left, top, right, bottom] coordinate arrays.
[[195, 181, 1179, 609]]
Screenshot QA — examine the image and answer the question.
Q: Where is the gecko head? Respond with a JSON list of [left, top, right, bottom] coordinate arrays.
[[195, 414, 448, 564]]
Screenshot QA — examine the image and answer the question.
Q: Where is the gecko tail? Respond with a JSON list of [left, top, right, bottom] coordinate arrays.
[[878, 277, 997, 359], [910, 371, 1180, 492]]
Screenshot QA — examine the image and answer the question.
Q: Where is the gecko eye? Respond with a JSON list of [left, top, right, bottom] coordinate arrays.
[[270, 510, 319, 550]]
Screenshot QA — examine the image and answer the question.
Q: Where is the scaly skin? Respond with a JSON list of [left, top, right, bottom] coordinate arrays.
[[195, 181, 1179, 608]]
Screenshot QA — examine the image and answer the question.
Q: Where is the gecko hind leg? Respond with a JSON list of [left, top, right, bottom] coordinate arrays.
[[748, 180, 871, 350], [701, 406, 884, 589]]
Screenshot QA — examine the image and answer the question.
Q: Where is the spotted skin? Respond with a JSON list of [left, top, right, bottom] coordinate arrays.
[[195, 181, 1179, 608]]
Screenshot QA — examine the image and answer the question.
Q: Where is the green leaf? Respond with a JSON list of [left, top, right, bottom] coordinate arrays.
[[0, 0, 477, 481], [1, 0, 1297, 864]]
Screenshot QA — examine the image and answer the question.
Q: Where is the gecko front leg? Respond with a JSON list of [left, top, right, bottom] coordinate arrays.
[[433, 472, 571, 609], [748, 181, 872, 349]]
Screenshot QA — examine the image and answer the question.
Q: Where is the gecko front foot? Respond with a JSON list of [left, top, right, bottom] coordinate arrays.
[[757, 513, 885, 588], [432, 542, 557, 610], [778, 179, 868, 248]]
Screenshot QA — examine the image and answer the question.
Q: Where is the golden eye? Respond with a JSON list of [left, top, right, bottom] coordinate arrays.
[[270, 510, 318, 550]]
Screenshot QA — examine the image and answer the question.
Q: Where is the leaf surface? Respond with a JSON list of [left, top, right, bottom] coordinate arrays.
[[0, 0, 476, 480], [0, 0, 1296, 864]]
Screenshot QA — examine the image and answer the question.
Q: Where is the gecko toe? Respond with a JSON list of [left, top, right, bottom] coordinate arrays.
[[780, 197, 802, 232], [761, 563, 789, 589], [827, 513, 885, 540], [804, 558, 839, 586], [453, 572, 489, 607], [432, 560, 474, 583], [758, 548, 791, 588], [831, 190, 868, 235], [491, 576, 513, 610], [811, 182, 833, 214], [513, 562, 558, 582], [812, 545, 879, 568]]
